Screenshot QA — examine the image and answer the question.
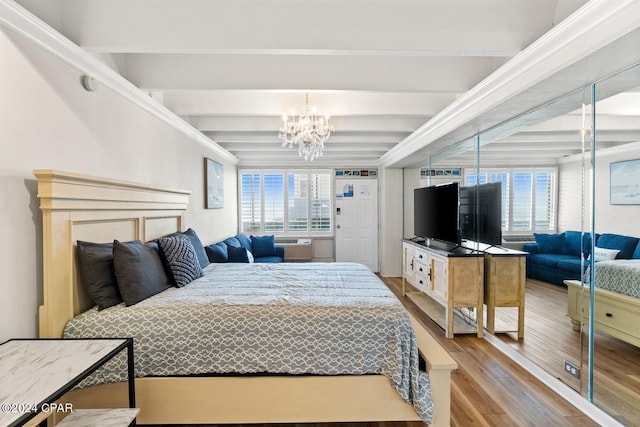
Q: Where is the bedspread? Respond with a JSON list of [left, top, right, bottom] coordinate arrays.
[[64, 262, 433, 422], [594, 259, 640, 298]]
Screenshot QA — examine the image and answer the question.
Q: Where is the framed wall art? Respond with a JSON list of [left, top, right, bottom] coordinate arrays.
[[205, 158, 224, 209], [610, 158, 640, 205]]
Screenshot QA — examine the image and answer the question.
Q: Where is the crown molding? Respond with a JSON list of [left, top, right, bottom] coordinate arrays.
[[380, 0, 640, 168], [0, 0, 238, 165]]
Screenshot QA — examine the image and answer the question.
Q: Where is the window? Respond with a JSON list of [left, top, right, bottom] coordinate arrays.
[[465, 168, 557, 234], [239, 170, 332, 235]]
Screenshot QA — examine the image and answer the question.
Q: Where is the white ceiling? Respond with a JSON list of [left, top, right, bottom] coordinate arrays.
[[12, 0, 640, 168]]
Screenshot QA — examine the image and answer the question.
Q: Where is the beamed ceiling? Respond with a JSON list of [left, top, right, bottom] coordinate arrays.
[[11, 0, 640, 168]]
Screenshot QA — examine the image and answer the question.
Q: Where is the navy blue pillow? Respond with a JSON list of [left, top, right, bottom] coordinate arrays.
[[183, 228, 209, 269], [250, 235, 275, 257], [534, 233, 565, 254], [205, 242, 228, 263], [228, 245, 250, 263]]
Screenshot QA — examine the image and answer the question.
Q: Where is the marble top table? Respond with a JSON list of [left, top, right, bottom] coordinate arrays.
[[0, 338, 134, 427]]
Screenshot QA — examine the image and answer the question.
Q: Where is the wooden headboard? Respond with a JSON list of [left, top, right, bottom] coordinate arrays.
[[35, 170, 191, 338]]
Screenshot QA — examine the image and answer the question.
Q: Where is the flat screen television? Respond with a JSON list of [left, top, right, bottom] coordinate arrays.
[[413, 182, 460, 245], [459, 182, 502, 246]]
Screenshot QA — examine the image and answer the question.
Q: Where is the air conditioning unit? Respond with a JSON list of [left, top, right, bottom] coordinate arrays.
[[275, 238, 312, 261], [501, 235, 535, 250]]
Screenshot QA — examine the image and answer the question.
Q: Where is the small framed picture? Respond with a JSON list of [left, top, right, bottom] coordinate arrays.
[[610, 159, 640, 205], [205, 158, 224, 209]]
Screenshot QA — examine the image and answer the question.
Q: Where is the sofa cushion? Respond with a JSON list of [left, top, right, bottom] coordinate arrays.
[[223, 236, 241, 248], [563, 231, 596, 257], [205, 242, 228, 263], [254, 255, 284, 263], [251, 235, 276, 257], [556, 257, 585, 274], [596, 234, 639, 259], [533, 233, 565, 254], [235, 233, 253, 251], [528, 253, 567, 269], [633, 242, 640, 259]]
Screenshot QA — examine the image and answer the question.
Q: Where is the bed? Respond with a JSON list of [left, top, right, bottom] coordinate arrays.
[[35, 169, 457, 426], [565, 259, 640, 347]]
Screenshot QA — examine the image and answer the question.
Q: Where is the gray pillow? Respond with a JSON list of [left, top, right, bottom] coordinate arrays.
[[76, 241, 122, 310], [157, 233, 204, 287], [113, 240, 171, 306], [183, 228, 210, 268]]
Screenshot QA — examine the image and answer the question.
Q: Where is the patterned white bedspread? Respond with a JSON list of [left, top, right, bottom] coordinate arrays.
[[64, 262, 433, 422], [594, 259, 640, 298]]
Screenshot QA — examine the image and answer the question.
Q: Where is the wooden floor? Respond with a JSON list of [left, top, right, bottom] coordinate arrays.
[[491, 279, 640, 427], [382, 276, 600, 427]]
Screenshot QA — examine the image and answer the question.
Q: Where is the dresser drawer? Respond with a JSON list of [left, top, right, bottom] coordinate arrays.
[[594, 300, 640, 338]]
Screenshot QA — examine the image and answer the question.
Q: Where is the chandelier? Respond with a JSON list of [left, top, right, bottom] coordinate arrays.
[[279, 93, 333, 161]]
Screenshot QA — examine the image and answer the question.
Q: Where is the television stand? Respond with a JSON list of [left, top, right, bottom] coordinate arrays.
[[402, 239, 484, 338]]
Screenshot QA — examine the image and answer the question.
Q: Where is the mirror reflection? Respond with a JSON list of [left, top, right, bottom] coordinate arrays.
[[410, 62, 640, 425]]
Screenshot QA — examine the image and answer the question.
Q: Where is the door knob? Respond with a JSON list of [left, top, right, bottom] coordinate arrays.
[[336, 224, 341, 229]]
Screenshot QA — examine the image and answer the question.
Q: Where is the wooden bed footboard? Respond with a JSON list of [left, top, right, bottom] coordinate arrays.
[[36, 170, 457, 427]]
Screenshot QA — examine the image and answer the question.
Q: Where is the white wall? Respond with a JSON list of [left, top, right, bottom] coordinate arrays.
[[559, 142, 640, 236], [378, 168, 404, 277], [0, 28, 238, 342]]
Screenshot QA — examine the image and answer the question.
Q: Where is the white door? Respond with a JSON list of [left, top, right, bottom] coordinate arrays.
[[335, 178, 378, 272]]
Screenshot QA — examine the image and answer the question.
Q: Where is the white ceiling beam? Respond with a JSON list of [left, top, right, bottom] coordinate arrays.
[[209, 134, 405, 144], [190, 115, 430, 133], [49, 0, 558, 56], [124, 54, 500, 92], [221, 142, 396, 152], [164, 91, 454, 116]]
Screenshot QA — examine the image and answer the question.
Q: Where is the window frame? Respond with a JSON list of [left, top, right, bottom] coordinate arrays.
[[238, 169, 334, 236], [463, 167, 558, 235]]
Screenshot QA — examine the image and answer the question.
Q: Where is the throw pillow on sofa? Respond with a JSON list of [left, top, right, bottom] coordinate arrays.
[[205, 242, 228, 263], [228, 245, 252, 263], [251, 235, 276, 257]]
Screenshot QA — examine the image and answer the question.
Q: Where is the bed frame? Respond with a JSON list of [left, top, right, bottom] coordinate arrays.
[[565, 279, 640, 348], [35, 169, 457, 427]]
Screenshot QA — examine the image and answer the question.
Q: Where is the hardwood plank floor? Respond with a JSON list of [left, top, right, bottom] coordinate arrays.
[[490, 278, 640, 426], [381, 276, 600, 427]]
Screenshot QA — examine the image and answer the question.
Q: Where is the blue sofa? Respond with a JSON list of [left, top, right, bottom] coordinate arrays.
[[205, 233, 284, 263], [523, 231, 640, 285]]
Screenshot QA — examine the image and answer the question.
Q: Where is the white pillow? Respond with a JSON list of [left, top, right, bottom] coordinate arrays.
[[592, 246, 620, 262], [247, 250, 255, 263]]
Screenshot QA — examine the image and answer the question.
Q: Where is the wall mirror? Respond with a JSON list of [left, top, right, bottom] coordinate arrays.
[[407, 62, 640, 425]]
